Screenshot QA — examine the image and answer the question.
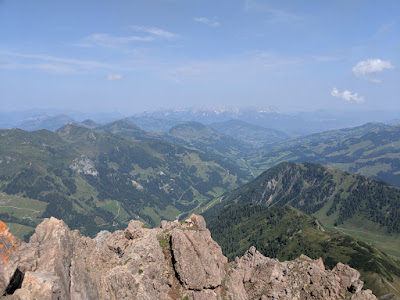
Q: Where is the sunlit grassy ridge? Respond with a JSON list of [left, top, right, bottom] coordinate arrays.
[[209, 162, 400, 263]]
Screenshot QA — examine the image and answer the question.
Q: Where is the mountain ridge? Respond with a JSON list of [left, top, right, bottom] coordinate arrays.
[[0, 125, 248, 239], [211, 162, 400, 259], [205, 204, 400, 298], [251, 123, 400, 187]]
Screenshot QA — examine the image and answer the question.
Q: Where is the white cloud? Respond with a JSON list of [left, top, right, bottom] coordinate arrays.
[[352, 58, 394, 82], [107, 74, 123, 81], [0, 51, 110, 68], [331, 88, 364, 104], [0, 51, 112, 73], [193, 17, 220, 27], [244, 1, 303, 23], [130, 26, 179, 39], [312, 55, 343, 62], [77, 26, 179, 48], [167, 64, 208, 82], [265, 8, 303, 23], [373, 22, 396, 39], [164, 51, 304, 83], [253, 51, 303, 67], [82, 33, 153, 48], [0, 62, 76, 73]]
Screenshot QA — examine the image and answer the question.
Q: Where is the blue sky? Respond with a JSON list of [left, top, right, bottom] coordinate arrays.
[[0, 0, 399, 114]]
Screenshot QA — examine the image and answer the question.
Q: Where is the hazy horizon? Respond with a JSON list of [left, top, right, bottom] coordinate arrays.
[[1, 104, 400, 117]]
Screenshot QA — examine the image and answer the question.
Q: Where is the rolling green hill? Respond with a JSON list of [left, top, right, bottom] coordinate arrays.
[[252, 123, 400, 186], [265, 122, 388, 151], [95, 119, 164, 141], [95, 120, 254, 171], [205, 204, 400, 298], [166, 122, 252, 162], [214, 162, 400, 259], [125, 115, 181, 132], [0, 125, 249, 239], [80, 119, 101, 129], [210, 119, 290, 147]]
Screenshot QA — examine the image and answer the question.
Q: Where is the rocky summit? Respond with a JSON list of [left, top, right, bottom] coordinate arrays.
[[0, 217, 376, 300]]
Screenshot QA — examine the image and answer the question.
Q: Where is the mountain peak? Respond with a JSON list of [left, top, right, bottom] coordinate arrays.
[[107, 119, 141, 129], [80, 119, 101, 129], [57, 123, 92, 138], [169, 121, 208, 132]]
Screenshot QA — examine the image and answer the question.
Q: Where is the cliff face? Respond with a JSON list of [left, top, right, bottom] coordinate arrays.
[[0, 216, 376, 300]]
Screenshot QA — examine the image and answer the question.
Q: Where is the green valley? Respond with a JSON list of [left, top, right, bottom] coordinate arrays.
[[210, 119, 290, 147]]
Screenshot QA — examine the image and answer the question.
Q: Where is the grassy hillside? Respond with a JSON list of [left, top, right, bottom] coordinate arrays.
[[166, 122, 252, 162], [126, 116, 181, 133], [265, 122, 388, 151], [215, 162, 400, 259], [0, 125, 249, 239], [80, 119, 101, 129], [95, 120, 255, 173], [205, 204, 400, 298], [252, 123, 400, 187], [97, 120, 256, 172], [95, 119, 167, 143]]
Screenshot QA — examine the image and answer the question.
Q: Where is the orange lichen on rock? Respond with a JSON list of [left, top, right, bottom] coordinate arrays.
[[0, 220, 18, 265]]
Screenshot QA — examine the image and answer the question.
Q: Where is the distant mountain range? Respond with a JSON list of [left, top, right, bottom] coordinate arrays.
[[5, 112, 398, 187], [15, 114, 75, 131], [2, 107, 398, 138], [129, 107, 399, 136], [0, 110, 124, 130], [90, 118, 400, 188]]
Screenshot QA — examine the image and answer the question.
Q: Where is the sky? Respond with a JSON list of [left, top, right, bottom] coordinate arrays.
[[0, 0, 399, 115]]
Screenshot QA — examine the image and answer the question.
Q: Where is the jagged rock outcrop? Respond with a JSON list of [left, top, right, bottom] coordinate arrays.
[[0, 221, 21, 296], [227, 249, 374, 300], [0, 216, 377, 300]]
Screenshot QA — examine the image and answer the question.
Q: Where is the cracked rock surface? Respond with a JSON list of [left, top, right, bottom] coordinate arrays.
[[0, 215, 376, 299]]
